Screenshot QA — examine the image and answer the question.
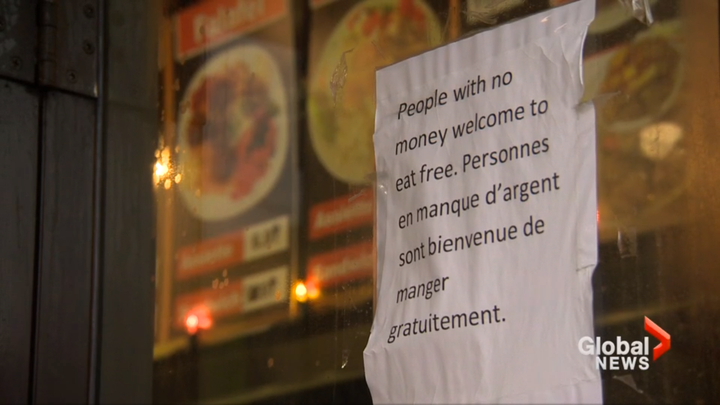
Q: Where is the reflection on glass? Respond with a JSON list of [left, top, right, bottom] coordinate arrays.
[[150, 0, 720, 403]]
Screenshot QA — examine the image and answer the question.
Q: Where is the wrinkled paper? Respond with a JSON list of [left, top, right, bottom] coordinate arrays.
[[365, 0, 601, 403]]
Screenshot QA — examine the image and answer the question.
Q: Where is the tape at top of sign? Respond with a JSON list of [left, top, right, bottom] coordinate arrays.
[[374, 1, 595, 114], [365, 0, 600, 403]]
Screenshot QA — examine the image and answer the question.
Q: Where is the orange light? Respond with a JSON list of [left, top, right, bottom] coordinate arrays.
[[185, 314, 199, 334], [307, 281, 320, 299], [597, 210, 600, 224], [155, 161, 169, 178], [184, 308, 212, 335], [295, 281, 308, 303], [153, 146, 174, 187]]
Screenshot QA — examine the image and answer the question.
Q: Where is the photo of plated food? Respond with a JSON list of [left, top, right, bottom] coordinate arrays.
[[598, 21, 682, 132], [581, 20, 687, 241], [308, 0, 441, 185], [177, 45, 288, 221]]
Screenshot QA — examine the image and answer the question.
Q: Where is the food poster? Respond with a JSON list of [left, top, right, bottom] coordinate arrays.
[[577, 0, 686, 242], [303, 0, 447, 311], [463, 0, 550, 29], [155, 0, 299, 348]]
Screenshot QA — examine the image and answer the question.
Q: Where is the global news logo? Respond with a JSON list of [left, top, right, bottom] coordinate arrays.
[[578, 317, 671, 371]]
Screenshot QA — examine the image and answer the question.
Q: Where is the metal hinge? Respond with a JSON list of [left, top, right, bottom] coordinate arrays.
[[36, 0, 98, 97], [0, 0, 38, 84]]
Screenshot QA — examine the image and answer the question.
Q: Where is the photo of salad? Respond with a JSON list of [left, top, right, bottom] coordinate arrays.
[[177, 45, 288, 221], [308, 0, 441, 184]]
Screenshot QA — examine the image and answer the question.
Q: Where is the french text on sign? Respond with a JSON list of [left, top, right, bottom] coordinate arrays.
[[461, 138, 550, 172], [396, 276, 450, 304]]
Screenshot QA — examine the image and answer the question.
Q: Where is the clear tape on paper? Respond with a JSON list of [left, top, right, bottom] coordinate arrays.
[[618, 0, 654, 26]]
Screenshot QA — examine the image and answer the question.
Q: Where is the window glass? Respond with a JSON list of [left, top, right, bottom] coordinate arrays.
[[150, 0, 720, 403]]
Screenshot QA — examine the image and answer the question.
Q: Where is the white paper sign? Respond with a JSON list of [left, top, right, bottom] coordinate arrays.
[[364, 1, 601, 403]]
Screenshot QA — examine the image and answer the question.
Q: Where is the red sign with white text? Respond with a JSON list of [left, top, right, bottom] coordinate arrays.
[[308, 190, 374, 240], [307, 242, 374, 287], [176, 216, 290, 280], [176, 0, 287, 59], [174, 281, 245, 329], [174, 266, 289, 329]]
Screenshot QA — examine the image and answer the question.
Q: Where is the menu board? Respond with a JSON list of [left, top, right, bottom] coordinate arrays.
[[156, 0, 299, 346], [303, 0, 446, 310]]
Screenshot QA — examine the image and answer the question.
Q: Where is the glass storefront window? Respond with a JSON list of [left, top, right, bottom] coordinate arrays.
[[144, 0, 720, 403]]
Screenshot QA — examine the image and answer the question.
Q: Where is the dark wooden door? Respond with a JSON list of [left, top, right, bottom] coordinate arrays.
[[0, 1, 156, 403]]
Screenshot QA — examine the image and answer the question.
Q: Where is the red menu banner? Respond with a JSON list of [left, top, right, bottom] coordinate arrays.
[[174, 266, 289, 329], [176, 216, 290, 280], [307, 242, 374, 287], [308, 191, 374, 240], [175, 0, 287, 59]]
